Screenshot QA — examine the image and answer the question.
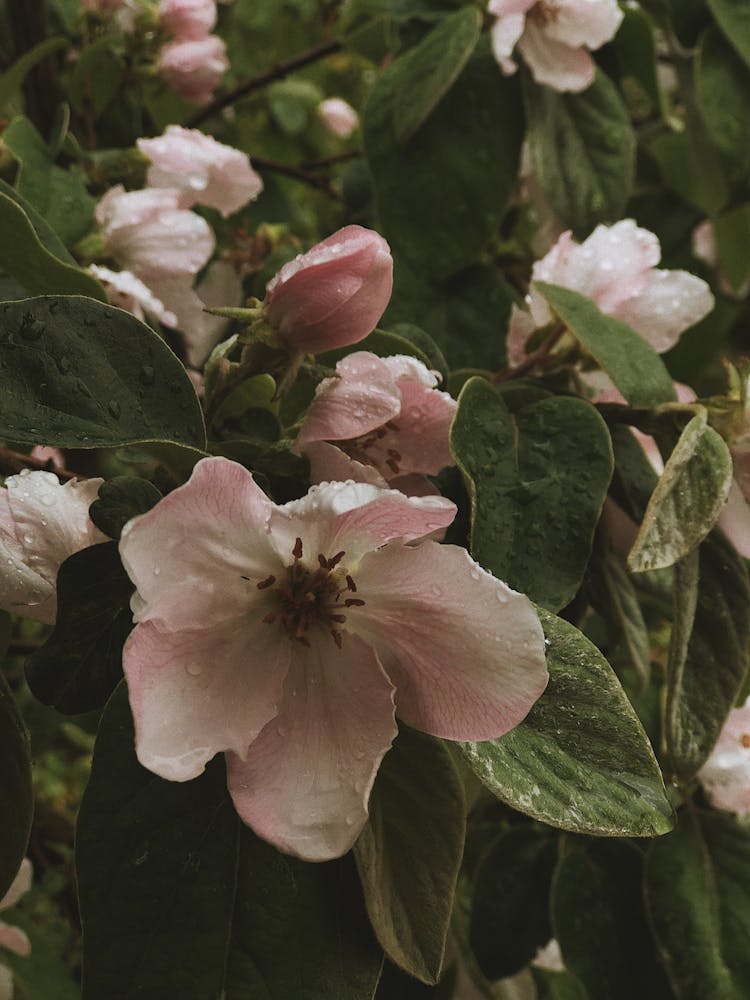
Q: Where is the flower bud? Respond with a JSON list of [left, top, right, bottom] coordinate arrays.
[[159, 35, 228, 106], [263, 225, 393, 354], [158, 0, 216, 39], [317, 98, 359, 139]]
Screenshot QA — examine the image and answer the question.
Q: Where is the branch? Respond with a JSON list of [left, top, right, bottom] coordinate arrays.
[[491, 324, 565, 384], [251, 155, 342, 200], [0, 447, 81, 481]]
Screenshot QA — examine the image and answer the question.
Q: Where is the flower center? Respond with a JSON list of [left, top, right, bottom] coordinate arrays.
[[255, 537, 364, 648], [339, 420, 403, 476], [529, 1, 560, 27]]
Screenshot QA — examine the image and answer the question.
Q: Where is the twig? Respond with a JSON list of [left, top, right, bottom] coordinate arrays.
[[0, 447, 81, 481], [301, 150, 362, 171], [491, 324, 565, 384], [251, 155, 342, 200], [188, 39, 343, 127], [7, 638, 43, 656]]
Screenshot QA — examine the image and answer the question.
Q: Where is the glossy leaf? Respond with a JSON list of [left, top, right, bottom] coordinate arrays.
[[707, 0, 750, 70], [628, 410, 733, 573], [458, 609, 673, 838], [451, 378, 613, 612], [0, 37, 67, 112], [591, 545, 651, 689], [0, 296, 206, 449], [354, 728, 465, 985], [535, 283, 676, 408], [696, 27, 750, 177], [25, 543, 133, 714], [0, 671, 32, 900], [89, 477, 163, 540]]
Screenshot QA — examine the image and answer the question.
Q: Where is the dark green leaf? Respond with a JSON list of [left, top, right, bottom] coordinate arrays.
[[77, 683, 240, 1000], [89, 477, 162, 540], [707, 0, 750, 70], [459, 610, 674, 837], [590, 545, 651, 689], [470, 827, 557, 981], [226, 831, 383, 1000], [647, 126, 729, 217], [25, 543, 133, 714], [0, 296, 206, 449], [0, 671, 32, 899], [714, 203, 750, 294], [0, 37, 67, 113], [628, 410, 732, 572], [354, 728, 465, 985], [69, 37, 125, 119], [364, 38, 524, 279], [696, 28, 750, 176], [524, 69, 635, 236], [451, 378, 613, 612], [393, 7, 481, 142], [535, 283, 676, 408], [609, 424, 659, 523], [611, 5, 662, 116]]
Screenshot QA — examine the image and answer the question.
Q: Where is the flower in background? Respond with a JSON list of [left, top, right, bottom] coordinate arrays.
[[0, 859, 32, 1000], [296, 352, 456, 493], [317, 98, 359, 139], [159, 35, 228, 106], [89, 265, 178, 328], [508, 219, 715, 364], [698, 697, 750, 815], [263, 225, 393, 354], [119, 457, 548, 860], [692, 220, 750, 300], [158, 0, 217, 38], [488, 0, 623, 92], [137, 125, 263, 218]]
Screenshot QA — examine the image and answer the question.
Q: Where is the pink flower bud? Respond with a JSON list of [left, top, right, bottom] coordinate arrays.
[[159, 35, 228, 106], [158, 0, 217, 40], [317, 98, 359, 139], [263, 225, 393, 354]]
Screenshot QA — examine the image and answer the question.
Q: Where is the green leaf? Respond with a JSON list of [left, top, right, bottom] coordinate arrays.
[[77, 683, 241, 1000], [393, 7, 481, 142], [458, 609, 674, 838], [364, 37, 524, 279], [0, 190, 105, 299], [551, 840, 674, 1000], [628, 410, 733, 573], [696, 27, 750, 177], [535, 283, 677, 408], [532, 968, 588, 1000], [591, 546, 652, 689], [0, 37, 67, 113], [707, 0, 750, 70], [611, 5, 662, 116], [470, 827, 557, 981], [353, 728, 465, 985], [665, 531, 750, 781], [451, 378, 613, 612], [4, 115, 96, 247], [645, 809, 750, 999], [609, 423, 659, 523], [25, 543, 133, 714], [0, 671, 32, 899], [226, 831, 383, 999], [89, 477, 162, 540], [524, 69, 635, 236], [714, 203, 750, 294], [647, 126, 729, 217], [0, 296, 206, 449], [68, 37, 125, 119]]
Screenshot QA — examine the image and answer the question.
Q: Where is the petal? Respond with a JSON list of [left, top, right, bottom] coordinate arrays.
[[543, 0, 623, 49], [0, 923, 29, 958], [374, 375, 456, 477], [614, 268, 715, 353], [0, 860, 32, 911], [124, 616, 289, 782], [519, 26, 595, 92], [304, 441, 389, 488], [119, 457, 278, 630], [488, 0, 535, 15], [490, 12, 526, 73], [0, 962, 12, 999], [507, 304, 537, 366], [718, 479, 750, 559], [89, 266, 178, 327], [352, 542, 548, 740], [226, 632, 396, 861]]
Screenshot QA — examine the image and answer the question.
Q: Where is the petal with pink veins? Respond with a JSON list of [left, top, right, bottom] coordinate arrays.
[[304, 441, 389, 488], [226, 631, 397, 861], [352, 542, 548, 741]]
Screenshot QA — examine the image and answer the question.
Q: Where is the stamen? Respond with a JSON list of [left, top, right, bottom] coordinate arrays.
[[331, 630, 343, 649], [386, 458, 400, 475], [318, 554, 328, 568], [257, 574, 276, 590], [346, 575, 357, 592], [344, 598, 366, 607], [293, 537, 303, 559], [327, 550, 346, 569], [331, 613, 347, 624]]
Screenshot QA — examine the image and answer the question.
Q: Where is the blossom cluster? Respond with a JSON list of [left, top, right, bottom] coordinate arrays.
[[157, 0, 229, 106]]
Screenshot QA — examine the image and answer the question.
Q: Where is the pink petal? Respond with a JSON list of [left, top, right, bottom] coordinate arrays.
[[88, 265, 178, 327], [124, 617, 289, 782], [0, 922, 30, 958], [317, 98, 359, 139], [352, 542, 548, 741], [543, 0, 623, 50], [226, 632, 396, 860], [717, 479, 750, 559], [159, 35, 228, 107], [119, 457, 277, 631], [507, 304, 538, 366], [488, 0, 535, 15], [0, 860, 32, 912], [518, 24, 595, 92], [304, 441, 389, 488], [377, 373, 456, 477], [698, 697, 750, 815], [490, 12, 527, 73], [158, 0, 217, 40], [614, 268, 715, 353]]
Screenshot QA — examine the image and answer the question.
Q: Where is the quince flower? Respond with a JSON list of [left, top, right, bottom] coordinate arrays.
[[158, 0, 216, 39], [0, 859, 32, 1000], [698, 697, 750, 815], [296, 351, 456, 492], [508, 220, 715, 364], [137, 126, 263, 218], [119, 457, 547, 860], [89, 265, 178, 329], [488, 0, 623, 92], [0, 472, 105, 624], [159, 35, 228, 106], [318, 98, 359, 139], [263, 226, 393, 355]]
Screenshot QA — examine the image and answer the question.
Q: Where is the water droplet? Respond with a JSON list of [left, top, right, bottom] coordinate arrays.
[[185, 662, 202, 676], [140, 365, 155, 386], [19, 314, 44, 341], [107, 399, 122, 420], [153, 566, 160, 576], [76, 379, 92, 398]]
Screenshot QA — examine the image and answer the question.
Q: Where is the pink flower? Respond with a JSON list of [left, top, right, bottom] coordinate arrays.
[[263, 226, 393, 354], [317, 98, 359, 139], [119, 457, 548, 860], [488, 0, 623, 92], [158, 0, 216, 39], [509, 220, 715, 362], [0, 472, 106, 624], [692, 220, 750, 299], [159, 35, 228, 106], [0, 859, 32, 959], [29, 447, 65, 472], [296, 351, 456, 491], [698, 697, 750, 814], [137, 125, 263, 218], [95, 185, 215, 283], [89, 265, 178, 328]]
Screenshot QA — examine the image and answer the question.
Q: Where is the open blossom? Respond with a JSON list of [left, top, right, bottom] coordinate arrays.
[[158, 0, 216, 39], [488, 0, 623, 92], [318, 98, 359, 139], [96, 185, 215, 283], [263, 226, 393, 354], [119, 457, 547, 860], [698, 697, 750, 815], [137, 126, 263, 218], [0, 859, 32, 1000], [159, 35, 228, 106], [0, 472, 105, 624], [508, 220, 715, 364], [89, 265, 178, 328], [692, 220, 750, 300], [296, 352, 456, 492]]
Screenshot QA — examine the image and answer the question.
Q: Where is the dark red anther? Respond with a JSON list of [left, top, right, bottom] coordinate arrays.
[[331, 630, 343, 649], [327, 550, 346, 569], [346, 575, 357, 592], [293, 537, 303, 559], [344, 598, 365, 607], [257, 574, 276, 590]]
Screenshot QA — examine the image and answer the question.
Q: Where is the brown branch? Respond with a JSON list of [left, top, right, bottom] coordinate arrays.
[[187, 39, 343, 127], [301, 150, 363, 171], [0, 447, 81, 481], [251, 155, 342, 200]]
